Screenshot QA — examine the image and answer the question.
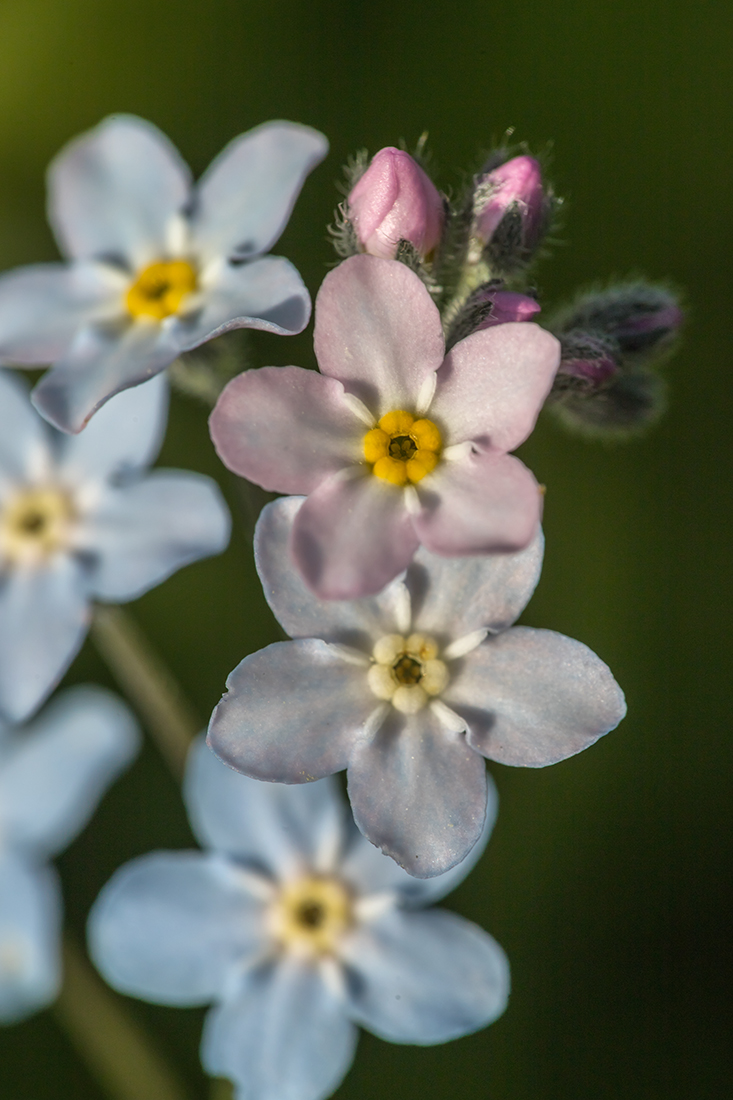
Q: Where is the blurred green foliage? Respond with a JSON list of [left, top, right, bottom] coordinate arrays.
[[0, 0, 731, 1096]]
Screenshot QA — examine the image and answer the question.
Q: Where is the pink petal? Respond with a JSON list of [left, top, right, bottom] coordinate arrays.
[[313, 255, 444, 415], [430, 322, 560, 450], [292, 472, 419, 599], [412, 450, 541, 555], [209, 367, 363, 493]]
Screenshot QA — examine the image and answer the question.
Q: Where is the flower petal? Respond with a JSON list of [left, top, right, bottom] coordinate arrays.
[[58, 372, 169, 482], [313, 255, 445, 413], [292, 473, 419, 599], [0, 685, 139, 857], [409, 528, 544, 639], [342, 908, 509, 1043], [88, 851, 262, 1006], [430, 322, 560, 449], [210, 368, 362, 493], [48, 115, 191, 267], [0, 557, 89, 723], [445, 626, 627, 766], [208, 640, 375, 783], [0, 263, 121, 364], [81, 471, 230, 602], [201, 957, 357, 1100], [192, 121, 328, 262], [177, 256, 312, 345], [0, 371, 50, 486], [0, 855, 60, 1024], [31, 321, 179, 434], [346, 708, 487, 878], [185, 737, 347, 879], [339, 771, 498, 906], [412, 450, 541, 555], [255, 497, 409, 644]]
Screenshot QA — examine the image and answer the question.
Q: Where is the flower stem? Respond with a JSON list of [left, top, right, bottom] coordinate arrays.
[[54, 934, 192, 1100], [91, 604, 200, 783]]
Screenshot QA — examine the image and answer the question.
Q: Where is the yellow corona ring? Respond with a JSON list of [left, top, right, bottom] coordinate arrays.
[[0, 487, 75, 565], [367, 632, 449, 714], [363, 410, 442, 486], [269, 876, 353, 958], [125, 259, 198, 321]]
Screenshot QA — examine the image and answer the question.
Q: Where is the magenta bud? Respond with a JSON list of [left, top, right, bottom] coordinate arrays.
[[474, 289, 541, 329], [475, 155, 545, 248], [348, 147, 444, 260]]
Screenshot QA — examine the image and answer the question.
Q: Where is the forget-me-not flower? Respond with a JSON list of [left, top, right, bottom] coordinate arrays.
[[0, 115, 328, 433], [209, 254, 560, 598], [208, 497, 626, 878], [0, 685, 139, 1023], [0, 369, 230, 723], [89, 737, 508, 1100]]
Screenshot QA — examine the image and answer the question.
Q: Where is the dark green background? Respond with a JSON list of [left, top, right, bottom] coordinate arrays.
[[1, 0, 731, 1096]]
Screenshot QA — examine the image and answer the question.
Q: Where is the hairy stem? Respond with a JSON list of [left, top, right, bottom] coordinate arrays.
[[91, 604, 200, 783], [54, 935, 191, 1100]]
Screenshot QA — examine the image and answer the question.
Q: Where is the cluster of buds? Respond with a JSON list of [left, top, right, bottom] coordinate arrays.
[[547, 283, 684, 434]]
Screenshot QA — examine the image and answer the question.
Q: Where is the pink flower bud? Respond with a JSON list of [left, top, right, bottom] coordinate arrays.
[[348, 148, 444, 260], [474, 289, 541, 329], [475, 155, 544, 247]]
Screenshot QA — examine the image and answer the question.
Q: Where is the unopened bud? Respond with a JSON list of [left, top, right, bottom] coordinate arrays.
[[556, 283, 683, 361], [554, 331, 618, 390], [444, 284, 540, 351], [470, 155, 550, 273], [347, 147, 444, 261]]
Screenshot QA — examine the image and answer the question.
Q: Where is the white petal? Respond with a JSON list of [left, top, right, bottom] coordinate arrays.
[[88, 851, 262, 1006], [0, 685, 139, 857], [48, 115, 191, 267], [0, 855, 60, 1024], [200, 956, 357, 1100], [0, 370, 51, 485], [81, 470, 230, 602], [192, 121, 328, 262]]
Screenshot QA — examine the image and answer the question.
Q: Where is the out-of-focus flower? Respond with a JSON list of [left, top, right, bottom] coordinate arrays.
[[0, 685, 138, 1023], [210, 254, 559, 599], [347, 148, 445, 260], [0, 115, 328, 433], [0, 370, 230, 722], [207, 497, 626, 878], [89, 737, 508, 1100]]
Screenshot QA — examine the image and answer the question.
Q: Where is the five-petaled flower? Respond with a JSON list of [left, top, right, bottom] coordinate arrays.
[[89, 737, 508, 1100], [0, 685, 138, 1023], [210, 253, 560, 599], [207, 497, 626, 877], [0, 114, 328, 433], [0, 370, 230, 723]]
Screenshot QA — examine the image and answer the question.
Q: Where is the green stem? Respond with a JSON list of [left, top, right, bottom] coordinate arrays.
[[91, 604, 200, 783], [54, 934, 192, 1100]]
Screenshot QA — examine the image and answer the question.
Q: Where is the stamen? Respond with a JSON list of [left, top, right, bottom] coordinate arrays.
[[0, 486, 75, 564], [363, 409, 442, 486], [270, 876, 352, 957], [367, 631, 449, 712], [126, 259, 197, 321]]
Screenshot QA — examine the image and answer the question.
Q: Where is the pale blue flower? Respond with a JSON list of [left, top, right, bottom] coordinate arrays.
[[0, 369, 230, 722], [0, 685, 139, 1023], [0, 115, 328, 433], [208, 496, 627, 879], [89, 737, 508, 1100]]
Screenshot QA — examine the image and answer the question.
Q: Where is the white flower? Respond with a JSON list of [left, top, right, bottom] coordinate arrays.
[[0, 685, 139, 1023], [89, 737, 508, 1100], [207, 496, 626, 878], [0, 115, 328, 433], [0, 369, 230, 722]]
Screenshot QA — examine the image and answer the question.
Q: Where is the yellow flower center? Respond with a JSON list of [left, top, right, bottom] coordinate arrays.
[[363, 410, 442, 486], [269, 876, 353, 958], [125, 259, 198, 321], [367, 632, 449, 714], [0, 487, 75, 565]]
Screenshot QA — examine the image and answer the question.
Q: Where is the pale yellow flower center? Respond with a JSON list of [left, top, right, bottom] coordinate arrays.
[[0, 486, 75, 565], [126, 259, 198, 321], [269, 876, 353, 957], [363, 410, 442, 486], [367, 632, 449, 714]]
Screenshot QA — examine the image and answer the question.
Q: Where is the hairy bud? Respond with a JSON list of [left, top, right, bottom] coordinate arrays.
[[470, 155, 551, 274], [445, 284, 540, 352], [347, 147, 445, 261]]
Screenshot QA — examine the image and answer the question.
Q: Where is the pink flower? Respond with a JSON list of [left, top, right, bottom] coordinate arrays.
[[210, 255, 560, 599], [475, 155, 544, 248], [348, 148, 444, 260]]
